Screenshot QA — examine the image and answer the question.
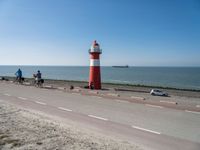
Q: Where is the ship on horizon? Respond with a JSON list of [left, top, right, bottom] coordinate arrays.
[[112, 65, 129, 68]]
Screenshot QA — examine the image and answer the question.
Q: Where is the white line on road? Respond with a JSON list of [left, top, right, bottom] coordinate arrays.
[[58, 107, 72, 112], [185, 110, 200, 115], [91, 96, 102, 99], [88, 115, 108, 121], [145, 104, 163, 108], [18, 97, 27, 100], [71, 93, 81, 95], [131, 96, 145, 100], [160, 100, 177, 105], [132, 126, 161, 135], [107, 93, 120, 97], [115, 99, 130, 103], [35, 101, 46, 105], [88, 91, 99, 94], [4, 93, 11, 96], [196, 105, 200, 108]]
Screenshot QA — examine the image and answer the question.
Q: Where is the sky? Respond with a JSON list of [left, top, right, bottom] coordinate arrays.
[[0, 0, 200, 66]]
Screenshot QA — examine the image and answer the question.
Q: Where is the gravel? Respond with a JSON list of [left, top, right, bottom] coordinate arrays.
[[0, 100, 142, 150]]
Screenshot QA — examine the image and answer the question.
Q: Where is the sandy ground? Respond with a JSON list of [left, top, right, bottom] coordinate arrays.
[[0, 100, 142, 150]]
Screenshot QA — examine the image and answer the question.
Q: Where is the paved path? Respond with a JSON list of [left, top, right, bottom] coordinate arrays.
[[0, 82, 200, 150]]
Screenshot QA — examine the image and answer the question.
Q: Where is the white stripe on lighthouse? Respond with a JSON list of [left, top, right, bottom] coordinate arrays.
[[90, 59, 100, 66]]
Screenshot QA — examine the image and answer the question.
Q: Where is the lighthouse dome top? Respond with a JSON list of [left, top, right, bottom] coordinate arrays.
[[89, 40, 102, 54], [93, 40, 99, 46]]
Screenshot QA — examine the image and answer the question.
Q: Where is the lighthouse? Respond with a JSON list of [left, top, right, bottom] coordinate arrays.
[[89, 40, 102, 90]]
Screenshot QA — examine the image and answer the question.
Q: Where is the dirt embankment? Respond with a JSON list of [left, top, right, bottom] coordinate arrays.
[[2, 76, 200, 98], [0, 101, 142, 150]]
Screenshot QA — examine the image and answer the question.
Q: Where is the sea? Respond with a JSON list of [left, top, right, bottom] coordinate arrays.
[[0, 66, 200, 90]]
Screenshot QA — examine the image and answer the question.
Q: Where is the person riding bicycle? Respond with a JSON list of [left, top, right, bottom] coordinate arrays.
[[36, 70, 42, 82], [15, 68, 22, 83], [33, 70, 43, 87]]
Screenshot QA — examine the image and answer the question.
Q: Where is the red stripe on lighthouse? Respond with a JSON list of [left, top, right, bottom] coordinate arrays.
[[90, 53, 100, 59], [89, 66, 101, 89]]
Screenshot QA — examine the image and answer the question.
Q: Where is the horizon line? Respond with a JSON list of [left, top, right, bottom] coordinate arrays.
[[0, 65, 199, 67]]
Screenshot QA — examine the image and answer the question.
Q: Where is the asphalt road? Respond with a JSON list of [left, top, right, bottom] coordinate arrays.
[[0, 82, 200, 150]]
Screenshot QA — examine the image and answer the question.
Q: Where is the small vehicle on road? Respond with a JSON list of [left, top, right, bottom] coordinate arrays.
[[150, 89, 168, 96]]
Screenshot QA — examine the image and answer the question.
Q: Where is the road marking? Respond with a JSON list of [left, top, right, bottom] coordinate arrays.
[[91, 96, 102, 99], [185, 110, 200, 115], [160, 100, 177, 105], [43, 85, 53, 89], [58, 107, 72, 112], [88, 115, 108, 121], [56, 90, 62, 93], [71, 93, 81, 95], [23, 82, 31, 86], [57, 87, 66, 90], [88, 91, 99, 94], [18, 97, 27, 100], [132, 126, 161, 135], [33, 97, 42, 100], [131, 96, 145, 100], [4, 93, 11, 96], [196, 105, 200, 108], [72, 89, 81, 92], [145, 104, 163, 108], [35, 101, 46, 105], [115, 99, 130, 103], [107, 93, 120, 97]]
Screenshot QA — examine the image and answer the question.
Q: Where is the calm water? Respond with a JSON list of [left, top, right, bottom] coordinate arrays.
[[0, 66, 200, 90]]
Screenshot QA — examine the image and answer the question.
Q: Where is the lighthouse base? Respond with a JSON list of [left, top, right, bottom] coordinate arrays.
[[89, 66, 101, 90]]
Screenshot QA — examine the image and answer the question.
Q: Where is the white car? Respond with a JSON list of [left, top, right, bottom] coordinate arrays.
[[150, 89, 168, 96]]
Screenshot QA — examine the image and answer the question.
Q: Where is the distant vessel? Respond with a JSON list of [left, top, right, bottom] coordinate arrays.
[[112, 65, 129, 68]]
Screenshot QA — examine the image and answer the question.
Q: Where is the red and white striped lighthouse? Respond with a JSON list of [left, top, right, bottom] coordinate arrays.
[[89, 40, 102, 90]]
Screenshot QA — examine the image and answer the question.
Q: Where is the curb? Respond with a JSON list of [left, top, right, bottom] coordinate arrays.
[[131, 96, 145, 100], [107, 93, 120, 97], [43, 85, 54, 89], [160, 100, 178, 105]]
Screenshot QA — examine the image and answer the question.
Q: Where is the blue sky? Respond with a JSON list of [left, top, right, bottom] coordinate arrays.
[[0, 0, 200, 66]]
